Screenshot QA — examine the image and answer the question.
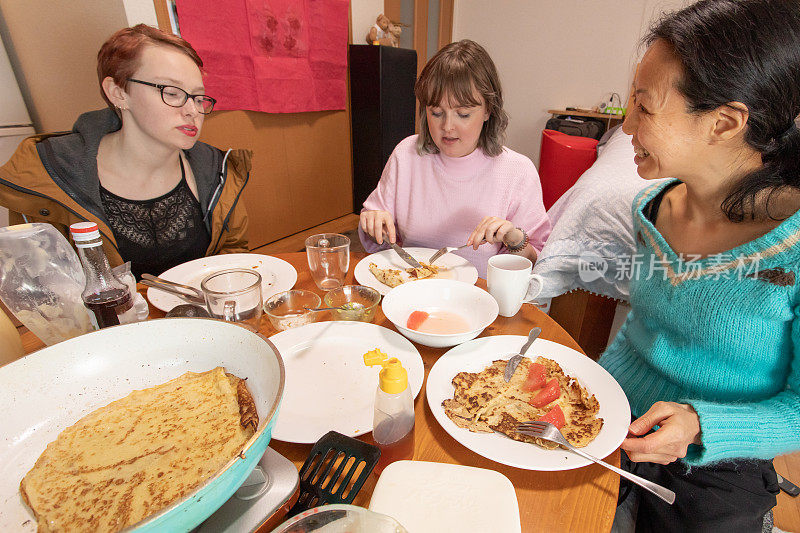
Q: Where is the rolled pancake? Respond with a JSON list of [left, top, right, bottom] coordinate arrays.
[[368, 262, 441, 288], [20, 367, 257, 533], [369, 262, 405, 288]]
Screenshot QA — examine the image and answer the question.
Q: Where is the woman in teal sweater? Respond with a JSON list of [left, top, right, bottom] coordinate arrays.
[[600, 0, 800, 530]]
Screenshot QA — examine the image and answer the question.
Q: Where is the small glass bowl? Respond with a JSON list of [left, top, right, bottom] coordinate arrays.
[[264, 290, 321, 331], [323, 285, 381, 322]]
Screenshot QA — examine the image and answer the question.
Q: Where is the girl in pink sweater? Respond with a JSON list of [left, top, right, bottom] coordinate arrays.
[[359, 40, 550, 278]]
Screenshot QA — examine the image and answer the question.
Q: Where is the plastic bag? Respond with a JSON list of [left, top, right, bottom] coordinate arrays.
[[0, 223, 93, 345]]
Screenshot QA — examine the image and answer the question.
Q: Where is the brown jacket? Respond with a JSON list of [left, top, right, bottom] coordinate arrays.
[[0, 109, 251, 268]]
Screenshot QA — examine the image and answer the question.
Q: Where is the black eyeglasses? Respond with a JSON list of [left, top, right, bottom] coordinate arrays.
[[127, 78, 217, 114]]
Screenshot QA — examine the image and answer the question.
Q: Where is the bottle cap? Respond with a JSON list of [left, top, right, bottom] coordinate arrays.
[[363, 348, 408, 394], [69, 222, 101, 247]]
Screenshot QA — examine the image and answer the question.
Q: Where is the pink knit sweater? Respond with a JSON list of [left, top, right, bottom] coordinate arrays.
[[359, 135, 551, 278]]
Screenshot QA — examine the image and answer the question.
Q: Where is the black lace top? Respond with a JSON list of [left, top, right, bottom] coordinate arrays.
[[100, 157, 211, 279]]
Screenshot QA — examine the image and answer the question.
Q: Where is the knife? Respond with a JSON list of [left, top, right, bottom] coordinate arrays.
[[382, 233, 424, 269], [504, 327, 542, 382], [778, 474, 800, 497]]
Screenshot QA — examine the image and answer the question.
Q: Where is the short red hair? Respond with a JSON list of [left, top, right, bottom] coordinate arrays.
[[97, 24, 203, 110]]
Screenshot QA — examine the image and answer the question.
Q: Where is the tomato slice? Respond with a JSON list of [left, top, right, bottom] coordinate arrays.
[[528, 378, 561, 408], [538, 405, 566, 430], [406, 310, 429, 330], [522, 363, 547, 391]]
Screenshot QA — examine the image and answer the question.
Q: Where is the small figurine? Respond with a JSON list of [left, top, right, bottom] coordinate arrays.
[[366, 14, 404, 47]]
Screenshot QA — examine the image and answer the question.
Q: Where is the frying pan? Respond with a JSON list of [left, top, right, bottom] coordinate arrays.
[[0, 318, 285, 532]]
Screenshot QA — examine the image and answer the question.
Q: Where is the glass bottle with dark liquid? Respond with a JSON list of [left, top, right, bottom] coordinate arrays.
[[70, 222, 136, 329]]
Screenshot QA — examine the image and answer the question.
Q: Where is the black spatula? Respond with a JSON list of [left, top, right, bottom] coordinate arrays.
[[287, 431, 381, 517]]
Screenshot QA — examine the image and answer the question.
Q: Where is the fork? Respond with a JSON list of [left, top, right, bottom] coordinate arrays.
[[429, 243, 477, 264], [141, 273, 206, 305], [516, 421, 676, 505]]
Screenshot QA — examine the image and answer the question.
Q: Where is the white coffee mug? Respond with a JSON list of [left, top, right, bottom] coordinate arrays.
[[487, 255, 545, 317]]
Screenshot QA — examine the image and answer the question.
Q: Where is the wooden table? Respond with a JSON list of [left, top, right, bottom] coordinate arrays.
[[21, 252, 619, 532]]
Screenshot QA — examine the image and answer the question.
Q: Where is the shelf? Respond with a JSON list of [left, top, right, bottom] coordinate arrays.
[[548, 109, 625, 120]]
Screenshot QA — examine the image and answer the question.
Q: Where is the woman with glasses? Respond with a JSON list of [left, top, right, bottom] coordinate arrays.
[[0, 24, 250, 278]]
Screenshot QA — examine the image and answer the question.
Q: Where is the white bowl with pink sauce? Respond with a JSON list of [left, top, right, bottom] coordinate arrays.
[[381, 279, 499, 348]]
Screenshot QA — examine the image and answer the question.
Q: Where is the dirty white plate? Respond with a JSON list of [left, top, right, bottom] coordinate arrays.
[[354, 247, 479, 295], [426, 335, 630, 471], [146, 253, 297, 312], [269, 321, 424, 443]]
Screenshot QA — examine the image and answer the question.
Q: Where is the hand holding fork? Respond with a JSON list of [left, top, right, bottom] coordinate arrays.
[[428, 243, 476, 264], [516, 421, 676, 505]]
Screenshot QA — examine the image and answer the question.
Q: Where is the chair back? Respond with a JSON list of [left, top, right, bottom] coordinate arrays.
[[0, 306, 24, 366]]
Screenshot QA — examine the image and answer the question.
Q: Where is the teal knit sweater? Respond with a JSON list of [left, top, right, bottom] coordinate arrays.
[[599, 180, 800, 466]]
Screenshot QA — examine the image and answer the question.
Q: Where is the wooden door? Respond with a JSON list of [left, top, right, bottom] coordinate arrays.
[[383, 0, 454, 131], [384, 0, 454, 77]]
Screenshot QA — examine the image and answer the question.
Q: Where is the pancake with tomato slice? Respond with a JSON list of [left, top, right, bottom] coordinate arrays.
[[442, 356, 602, 449]]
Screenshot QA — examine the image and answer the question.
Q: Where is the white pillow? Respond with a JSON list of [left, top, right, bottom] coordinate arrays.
[[532, 126, 667, 301]]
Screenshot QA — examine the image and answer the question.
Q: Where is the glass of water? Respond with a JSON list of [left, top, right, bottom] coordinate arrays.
[[305, 233, 350, 290], [201, 268, 263, 331]]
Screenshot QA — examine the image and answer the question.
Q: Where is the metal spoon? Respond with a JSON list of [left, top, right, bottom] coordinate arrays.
[[141, 273, 205, 305], [304, 302, 366, 312], [165, 304, 211, 318], [504, 327, 542, 382]]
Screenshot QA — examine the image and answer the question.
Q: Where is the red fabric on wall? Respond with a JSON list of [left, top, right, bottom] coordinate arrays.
[[175, 0, 349, 113]]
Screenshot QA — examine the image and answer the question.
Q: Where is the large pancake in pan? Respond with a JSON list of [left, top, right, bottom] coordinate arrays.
[[20, 367, 257, 533]]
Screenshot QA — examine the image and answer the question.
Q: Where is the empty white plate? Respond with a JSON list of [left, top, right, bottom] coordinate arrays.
[[269, 321, 424, 443]]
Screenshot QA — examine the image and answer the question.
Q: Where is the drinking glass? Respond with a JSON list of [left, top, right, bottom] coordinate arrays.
[[200, 268, 263, 331], [305, 233, 350, 290], [487, 255, 545, 317]]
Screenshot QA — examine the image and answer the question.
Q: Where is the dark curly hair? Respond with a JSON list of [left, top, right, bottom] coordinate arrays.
[[415, 39, 509, 157], [646, 0, 800, 221]]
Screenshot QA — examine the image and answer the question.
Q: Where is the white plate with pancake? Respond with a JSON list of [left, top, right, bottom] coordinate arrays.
[[354, 247, 479, 295], [269, 321, 424, 443], [146, 253, 297, 312], [426, 335, 630, 471]]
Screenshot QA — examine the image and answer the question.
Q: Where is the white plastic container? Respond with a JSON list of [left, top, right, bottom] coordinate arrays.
[[363, 349, 415, 474], [369, 461, 522, 533]]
